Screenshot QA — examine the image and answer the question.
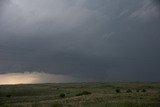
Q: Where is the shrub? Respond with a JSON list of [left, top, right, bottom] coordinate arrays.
[[136, 89, 140, 92], [141, 89, 146, 92], [126, 89, 132, 93], [59, 93, 65, 98], [76, 91, 91, 96], [52, 103, 63, 107], [115, 89, 121, 93], [6, 95, 11, 98]]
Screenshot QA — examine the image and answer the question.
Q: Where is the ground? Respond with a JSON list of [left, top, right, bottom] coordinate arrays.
[[0, 82, 160, 107]]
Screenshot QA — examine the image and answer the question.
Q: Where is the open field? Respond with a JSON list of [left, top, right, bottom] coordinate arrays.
[[0, 82, 160, 107]]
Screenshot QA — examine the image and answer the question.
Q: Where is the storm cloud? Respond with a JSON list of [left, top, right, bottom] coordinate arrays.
[[0, 0, 160, 82]]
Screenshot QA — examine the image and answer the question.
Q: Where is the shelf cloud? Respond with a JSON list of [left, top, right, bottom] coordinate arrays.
[[0, 0, 160, 82]]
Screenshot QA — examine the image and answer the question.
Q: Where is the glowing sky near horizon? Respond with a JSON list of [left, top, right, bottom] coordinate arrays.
[[0, 72, 79, 85]]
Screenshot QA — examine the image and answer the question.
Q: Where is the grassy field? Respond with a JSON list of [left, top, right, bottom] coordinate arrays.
[[0, 82, 160, 107]]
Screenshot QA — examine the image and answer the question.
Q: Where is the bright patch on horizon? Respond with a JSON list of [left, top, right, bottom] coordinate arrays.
[[0, 72, 78, 85]]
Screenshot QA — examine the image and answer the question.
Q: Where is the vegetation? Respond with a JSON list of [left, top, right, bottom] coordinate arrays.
[[126, 89, 132, 93], [59, 93, 65, 98], [141, 89, 146, 92], [136, 89, 140, 92], [0, 82, 160, 107], [6, 94, 11, 98], [76, 91, 91, 96], [115, 88, 121, 93]]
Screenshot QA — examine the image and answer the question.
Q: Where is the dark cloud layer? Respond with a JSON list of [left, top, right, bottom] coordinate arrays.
[[0, 0, 160, 81], [0, 0, 9, 11]]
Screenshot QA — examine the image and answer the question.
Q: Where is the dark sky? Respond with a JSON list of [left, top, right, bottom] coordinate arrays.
[[0, 0, 160, 82]]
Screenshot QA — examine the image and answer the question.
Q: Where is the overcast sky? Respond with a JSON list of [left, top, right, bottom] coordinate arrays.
[[0, 0, 160, 82]]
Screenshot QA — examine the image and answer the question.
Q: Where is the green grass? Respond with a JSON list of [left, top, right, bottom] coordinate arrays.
[[0, 82, 160, 107]]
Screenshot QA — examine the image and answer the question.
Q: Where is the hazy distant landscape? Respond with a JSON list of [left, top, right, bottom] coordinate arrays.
[[0, 83, 160, 107]]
